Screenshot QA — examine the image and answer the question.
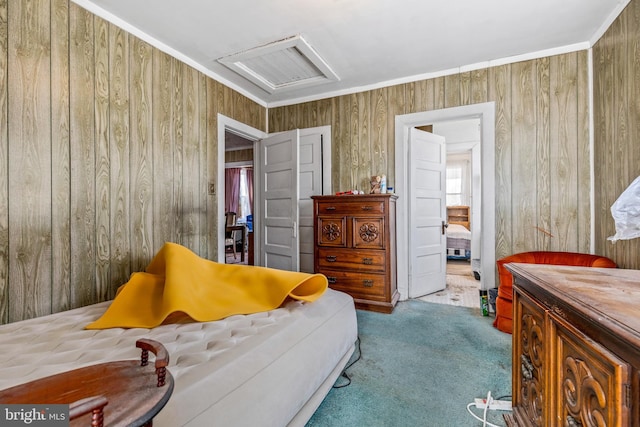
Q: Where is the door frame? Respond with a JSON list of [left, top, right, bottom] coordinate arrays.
[[394, 102, 496, 299], [216, 115, 333, 267], [217, 114, 266, 263]]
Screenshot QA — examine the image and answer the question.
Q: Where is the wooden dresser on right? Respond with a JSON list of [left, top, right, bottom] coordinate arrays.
[[505, 263, 640, 427]]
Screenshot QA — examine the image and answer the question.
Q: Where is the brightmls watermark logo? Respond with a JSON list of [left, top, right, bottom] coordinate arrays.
[[0, 405, 68, 426]]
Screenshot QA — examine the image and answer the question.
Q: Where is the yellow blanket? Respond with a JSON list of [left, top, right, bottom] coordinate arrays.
[[86, 242, 328, 329]]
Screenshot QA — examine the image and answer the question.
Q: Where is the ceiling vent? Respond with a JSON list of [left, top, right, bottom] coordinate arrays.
[[218, 35, 339, 94]]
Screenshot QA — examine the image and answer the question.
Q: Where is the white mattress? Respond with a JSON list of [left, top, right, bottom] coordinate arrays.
[[446, 223, 471, 240], [0, 288, 357, 427]]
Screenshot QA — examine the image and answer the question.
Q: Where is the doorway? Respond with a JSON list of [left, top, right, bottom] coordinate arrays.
[[395, 102, 496, 301], [216, 115, 265, 264], [216, 115, 332, 270], [224, 130, 254, 265]]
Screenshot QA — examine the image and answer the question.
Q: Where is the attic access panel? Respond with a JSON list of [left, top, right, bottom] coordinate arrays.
[[218, 35, 339, 94]]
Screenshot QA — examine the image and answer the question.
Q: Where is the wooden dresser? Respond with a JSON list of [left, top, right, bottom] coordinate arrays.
[[312, 194, 399, 313], [505, 263, 640, 427]]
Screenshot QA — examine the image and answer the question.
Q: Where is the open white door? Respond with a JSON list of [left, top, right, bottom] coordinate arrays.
[[298, 128, 328, 273], [408, 127, 447, 298], [258, 129, 300, 271]]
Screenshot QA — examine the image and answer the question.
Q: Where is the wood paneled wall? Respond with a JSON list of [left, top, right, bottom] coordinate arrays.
[[0, 0, 266, 323], [270, 52, 593, 275], [593, 0, 640, 269]]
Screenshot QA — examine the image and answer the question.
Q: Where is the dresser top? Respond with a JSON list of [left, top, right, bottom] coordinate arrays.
[[507, 263, 640, 348]]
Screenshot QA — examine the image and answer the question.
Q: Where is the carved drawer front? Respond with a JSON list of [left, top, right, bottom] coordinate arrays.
[[317, 217, 347, 247], [513, 289, 548, 427], [352, 217, 385, 249], [317, 248, 385, 272], [553, 317, 630, 427], [319, 270, 387, 301], [316, 200, 385, 216]]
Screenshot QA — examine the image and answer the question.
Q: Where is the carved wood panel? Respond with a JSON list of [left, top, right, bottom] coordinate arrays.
[[514, 290, 547, 426], [352, 218, 384, 249], [554, 318, 630, 427]]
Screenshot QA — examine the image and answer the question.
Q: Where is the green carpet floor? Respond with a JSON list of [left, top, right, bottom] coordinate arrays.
[[306, 299, 512, 427]]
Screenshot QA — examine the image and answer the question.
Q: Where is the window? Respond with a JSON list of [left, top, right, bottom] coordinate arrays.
[[446, 165, 463, 206], [446, 156, 471, 206]]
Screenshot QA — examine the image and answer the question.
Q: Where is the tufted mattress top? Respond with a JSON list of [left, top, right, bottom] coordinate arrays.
[[0, 288, 358, 427]]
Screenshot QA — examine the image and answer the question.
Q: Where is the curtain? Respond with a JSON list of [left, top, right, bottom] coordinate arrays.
[[225, 168, 241, 214], [247, 167, 254, 214]]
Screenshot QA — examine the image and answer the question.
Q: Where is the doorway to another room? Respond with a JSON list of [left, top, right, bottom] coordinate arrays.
[[394, 102, 496, 310], [415, 119, 482, 309], [224, 131, 254, 265]]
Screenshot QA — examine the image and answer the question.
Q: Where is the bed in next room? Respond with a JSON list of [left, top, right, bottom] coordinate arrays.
[[446, 223, 471, 260], [0, 243, 358, 427]]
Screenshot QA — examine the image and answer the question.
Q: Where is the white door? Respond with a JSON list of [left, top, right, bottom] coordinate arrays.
[[298, 129, 325, 273], [258, 129, 300, 271], [408, 127, 447, 298]]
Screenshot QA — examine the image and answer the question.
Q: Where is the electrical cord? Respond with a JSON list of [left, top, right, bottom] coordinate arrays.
[[333, 336, 362, 389], [466, 390, 505, 427]]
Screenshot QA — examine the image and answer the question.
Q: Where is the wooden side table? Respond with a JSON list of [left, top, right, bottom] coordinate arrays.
[[0, 339, 173, 427]]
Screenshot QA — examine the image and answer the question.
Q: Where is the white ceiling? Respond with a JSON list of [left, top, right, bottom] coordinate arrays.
[[75, 0, 628, 107]]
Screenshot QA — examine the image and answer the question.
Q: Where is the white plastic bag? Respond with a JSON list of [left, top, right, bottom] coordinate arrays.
[[608, 175, 640, 243]]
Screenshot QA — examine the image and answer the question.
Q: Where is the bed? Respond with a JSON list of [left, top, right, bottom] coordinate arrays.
[[0, 288, 357, 427], [446, 223, 471, 260]]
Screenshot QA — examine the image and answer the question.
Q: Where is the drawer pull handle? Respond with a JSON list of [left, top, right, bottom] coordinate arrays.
[[362, 206, 373, 211], [362, 257, 373, 265], [363, 279, 374, 287], [327, 276, 337, 284], [325, 206, 336, 211], [326, 255, 337, 262]]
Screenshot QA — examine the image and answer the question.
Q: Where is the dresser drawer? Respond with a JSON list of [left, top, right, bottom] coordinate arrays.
[[315, 200, 385, 216], [317, 248, 385, 272], [319, 270, 387, 301]]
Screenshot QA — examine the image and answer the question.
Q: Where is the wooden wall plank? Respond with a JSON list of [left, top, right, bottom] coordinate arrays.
[[576, 50, 591, 253], [593, 26, 612, 257], [109, 23, 130, 297], [94, 15, 110, 301], [348, 93, 360, 190], [550, 54, 579, 251], [0, 0, 8, 323], [459, 71, 471, 105], [444, 74, 461, 108], [470, 69, 488, 104], [70, 3, 96, 307], [129, 36, 154, 271], [489, 64, 513, 260], [335, 95, 350, 191], [172, 58, 184, 246], [198, 72, 208, 257], [510, 61, 538, 253], [152, 50, 174, 249], [535, 57, 551, 250], [371, 88, 387, 186], [182, 64, 201, 252], [206, 78, 218, 259], [8, 0, 53, 321], [51, 0, 71, 312]]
